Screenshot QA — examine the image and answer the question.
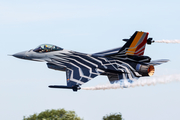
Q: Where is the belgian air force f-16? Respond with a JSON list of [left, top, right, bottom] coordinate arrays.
[[12, 31, 169, 91]]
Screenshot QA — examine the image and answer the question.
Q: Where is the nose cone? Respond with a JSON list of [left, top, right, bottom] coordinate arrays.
[[13, 51, 26, 59]]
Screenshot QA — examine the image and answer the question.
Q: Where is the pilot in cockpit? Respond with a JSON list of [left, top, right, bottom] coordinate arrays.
[[44, 45, 50, 52], [44, 45, 48, 52], [33, 44, 63, 53]]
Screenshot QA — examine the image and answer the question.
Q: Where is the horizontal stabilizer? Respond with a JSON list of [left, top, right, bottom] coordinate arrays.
[[49, 85, 81, 92], [149, 59, 169, 66]]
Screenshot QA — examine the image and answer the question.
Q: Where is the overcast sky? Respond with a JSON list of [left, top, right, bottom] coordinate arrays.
[[1, 0, 180, 120]]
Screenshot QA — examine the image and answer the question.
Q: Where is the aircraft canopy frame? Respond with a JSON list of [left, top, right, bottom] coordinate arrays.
[[33, 44, 63, 53]]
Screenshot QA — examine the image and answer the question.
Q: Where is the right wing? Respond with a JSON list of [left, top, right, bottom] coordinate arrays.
[[92, 47, 121, 57]]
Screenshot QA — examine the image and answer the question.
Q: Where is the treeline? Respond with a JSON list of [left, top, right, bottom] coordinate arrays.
[[23, 108, 123, 120]]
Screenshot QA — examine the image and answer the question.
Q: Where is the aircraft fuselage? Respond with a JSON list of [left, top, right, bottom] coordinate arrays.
[[12, 31, 168, 91]]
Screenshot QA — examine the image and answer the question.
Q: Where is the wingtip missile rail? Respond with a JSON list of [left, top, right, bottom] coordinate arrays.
[[49, 85, 81, 92]]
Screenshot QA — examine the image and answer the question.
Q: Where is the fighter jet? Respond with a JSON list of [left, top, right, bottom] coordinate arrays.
[[12, 31, 169, 91]]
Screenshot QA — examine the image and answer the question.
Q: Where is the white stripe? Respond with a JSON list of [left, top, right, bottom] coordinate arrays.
[[69, 79, 84, 85]]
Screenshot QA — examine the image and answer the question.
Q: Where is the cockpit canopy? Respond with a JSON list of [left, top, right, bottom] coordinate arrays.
[[33, 44, 63, 53]]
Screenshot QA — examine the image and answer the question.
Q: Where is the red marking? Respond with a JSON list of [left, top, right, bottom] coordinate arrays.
[[134, 33, 148, 56], [135, 48, 145, 55]]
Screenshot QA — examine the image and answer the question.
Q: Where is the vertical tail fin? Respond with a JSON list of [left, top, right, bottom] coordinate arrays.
[[119, 31, 149, 56]]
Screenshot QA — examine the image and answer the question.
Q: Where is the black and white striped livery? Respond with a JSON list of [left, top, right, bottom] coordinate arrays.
[[13, 31, 169, 91]]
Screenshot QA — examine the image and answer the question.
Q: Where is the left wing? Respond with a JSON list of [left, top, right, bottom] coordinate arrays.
[[49, 67, 101, 91], [66, 67, 101, 87]]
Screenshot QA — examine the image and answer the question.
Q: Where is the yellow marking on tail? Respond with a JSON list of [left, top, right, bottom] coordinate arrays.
[[126, 32, 144, 55]]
